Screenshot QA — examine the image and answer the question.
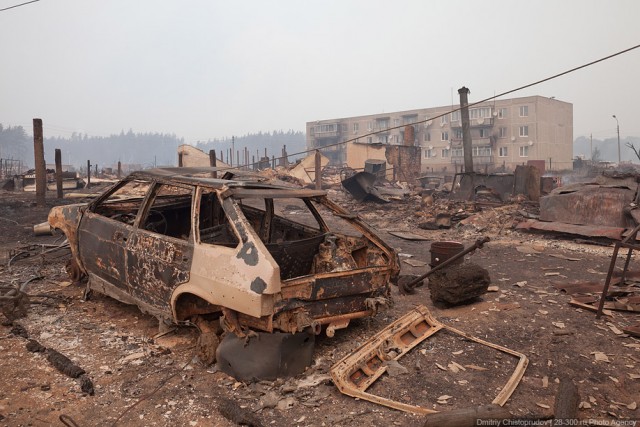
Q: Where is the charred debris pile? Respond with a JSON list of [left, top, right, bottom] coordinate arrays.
[[4, 159, 640, 425]]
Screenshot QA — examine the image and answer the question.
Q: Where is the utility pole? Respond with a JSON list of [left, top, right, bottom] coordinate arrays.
[[209, 149, 217, 178], [55, 148, 63, 199], [86, 160, 91, 188], [458, 87, 473, 174], [590, 133, 593, 161], [33, 118, 46, 207], [315, 150, 322, 190], [612, 115, 620, 163], [231, 136, 235, 167]]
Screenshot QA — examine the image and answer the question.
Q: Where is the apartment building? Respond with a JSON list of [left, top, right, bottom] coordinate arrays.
[[306, 96, 573, 174]]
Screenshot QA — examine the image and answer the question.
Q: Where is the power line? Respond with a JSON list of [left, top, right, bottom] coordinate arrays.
[[217, 42, 640, 173], [0, 0, 40, 12]]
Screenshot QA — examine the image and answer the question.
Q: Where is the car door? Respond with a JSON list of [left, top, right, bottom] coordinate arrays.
[[78, 179, 152, 294], [125, 182, 194, 314]]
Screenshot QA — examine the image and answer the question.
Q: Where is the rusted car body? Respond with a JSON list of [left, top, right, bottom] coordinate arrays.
[[49, 168, 399, 339]]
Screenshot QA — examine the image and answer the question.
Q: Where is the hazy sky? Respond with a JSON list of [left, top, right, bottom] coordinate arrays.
[[1, 0, 639, 144]]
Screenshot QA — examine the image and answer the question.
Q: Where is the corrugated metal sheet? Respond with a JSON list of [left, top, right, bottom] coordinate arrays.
[[517, 219, 624, 240], [540, 185, 635, 228]]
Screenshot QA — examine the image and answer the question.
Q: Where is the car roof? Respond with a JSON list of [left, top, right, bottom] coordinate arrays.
[[128, 167, 327, 198]]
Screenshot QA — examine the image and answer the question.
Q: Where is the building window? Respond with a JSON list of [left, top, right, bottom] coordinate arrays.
[[472, 146, 492, 156], [470, 107, 492, 119], [317, 124, 336, 133], [342, 123, 348, 132], [499, 146, 508, 157], [479, 128, 489, 138], [367, 122, 373, 131], [441, 148, 450, 158], [367, 137, 373, 144], [403, 115, 417, 125], [452, 148, 463, 157], [310, 126, 315, 135], [424, 132, 431, 142], [394, 118, 400, 127], [441, 115, 448, 125], [519, 146, 529, 157], [498, 108, 507, 119], [451, 111, 460, 122], [519, 126, 529, 137], [353, 123, 359, 133], [499, 127, 507, 138], [425, 149, 435, 159], [377, 135, 388, 144], [441, 131, 449, 141], [376, 118, 389, 130], [519, 106, 529, 117], [454, 129, 463, 139]]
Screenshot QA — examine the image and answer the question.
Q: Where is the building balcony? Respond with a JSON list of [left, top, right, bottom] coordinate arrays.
[[313, 130, 341, 138], [450, 155, 494, 166], [450, 137, 493, 147], [450, 117, 494, 128], [311, 122, 343, 138]]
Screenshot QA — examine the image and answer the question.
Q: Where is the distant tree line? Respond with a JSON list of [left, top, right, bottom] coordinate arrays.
[[44, 130, 184, 170], [574, 135, 640, 162], [195, 130, 306, 164], [0, 124, 32, 163], [0, 123, 306, 170]]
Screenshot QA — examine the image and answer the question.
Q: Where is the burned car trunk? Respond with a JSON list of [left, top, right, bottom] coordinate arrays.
[[49, 168, 399, 342]]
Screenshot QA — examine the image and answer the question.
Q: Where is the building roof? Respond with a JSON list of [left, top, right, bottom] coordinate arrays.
[[306, 95, 572, 124]]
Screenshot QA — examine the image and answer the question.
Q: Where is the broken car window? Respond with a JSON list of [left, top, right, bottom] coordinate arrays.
[[92, 179, 152, 225], [140, 184, 193, 240], [234, 195, 386, 279], [197, 188, 239, 247], [239, 197, 325, 244]]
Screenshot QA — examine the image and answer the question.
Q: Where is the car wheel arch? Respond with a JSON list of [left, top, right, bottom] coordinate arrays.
[[172, 287, 222, 322]]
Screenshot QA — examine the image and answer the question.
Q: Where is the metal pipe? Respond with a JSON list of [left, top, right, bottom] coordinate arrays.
[[596, 222, 640, 318], [403, 236, 490, 292]]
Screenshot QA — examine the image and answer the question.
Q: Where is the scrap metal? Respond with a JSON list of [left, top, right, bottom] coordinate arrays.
[[540, 184, 636, 228], [341, 171, 389, 203], [517, 220, 625, 240], [330, 304, 528, 415], [597, 223, 640, 318]]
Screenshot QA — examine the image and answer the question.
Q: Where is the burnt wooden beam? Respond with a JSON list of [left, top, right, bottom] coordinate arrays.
[[33, 118, 46, 206]]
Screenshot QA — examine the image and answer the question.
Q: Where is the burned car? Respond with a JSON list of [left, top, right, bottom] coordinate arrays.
[[49, 168, 399, 375]]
